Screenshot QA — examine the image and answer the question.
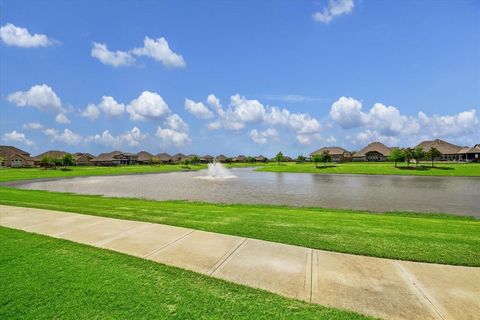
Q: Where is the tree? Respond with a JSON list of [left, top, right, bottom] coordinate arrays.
[[426, 147, 442, 168], [190, 155, 200, 165], [320, 150, 331, 167], [246, 156, 255, 163], [296, 155, 306, 163], [224, 157, 233, 163], [412, 147, 425, 167], [150, 157, 160, 165], [275, 151, 284, 165], [388, 148, 405, 167], [403, 148, 414, 168], [311, 154, 322, 168], [62, 154, 75, 168], [40, 156, 52, 169], [181, 159, 190, 168]]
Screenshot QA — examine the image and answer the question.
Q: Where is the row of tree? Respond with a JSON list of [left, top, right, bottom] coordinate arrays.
[[40, 154, 75, 169], [388, 147, 442, 168]]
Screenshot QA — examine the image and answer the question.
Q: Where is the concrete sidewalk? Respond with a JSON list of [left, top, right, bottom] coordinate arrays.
[[1, 205, 478, 320]]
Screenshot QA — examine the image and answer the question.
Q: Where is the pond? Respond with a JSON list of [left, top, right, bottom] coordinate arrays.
[[8, 168, 480, 217]]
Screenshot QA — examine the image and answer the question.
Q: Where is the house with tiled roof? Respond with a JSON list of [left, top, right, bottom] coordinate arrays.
[[311, 147, 352, 163], [353, 142, 392, 162], [415, 139, 462, 161], [0, 145, 34, 167]]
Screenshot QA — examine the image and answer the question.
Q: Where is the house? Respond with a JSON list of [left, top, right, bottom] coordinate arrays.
[[91, 151, 138, 166], [353, 142, 392, 162], [0, 145, 34, 167], [136, 151, 154, 164], [283, 156, 293, 162], [200, 155, 214, 163], [171, 153, 187, 163], [156, 153, 172, 164], [216, 154, 228, 162], [74, 152, 95, 166], [458, 144, 480, 162], [415, 139, 463, 161], [254, 155, 267, 162], [233, 155, 246, 162], [32, 150, 69, 166], [311, 147, 352, 163]]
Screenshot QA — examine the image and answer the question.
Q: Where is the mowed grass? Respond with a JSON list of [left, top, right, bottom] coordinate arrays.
[[1, 187, 478, 266], [0, 164, 206, 183], [255, 161, 480, 176], [0, 227, 370, 320]]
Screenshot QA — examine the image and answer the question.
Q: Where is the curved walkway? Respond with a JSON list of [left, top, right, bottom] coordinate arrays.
[[1, 205, 478, 320]]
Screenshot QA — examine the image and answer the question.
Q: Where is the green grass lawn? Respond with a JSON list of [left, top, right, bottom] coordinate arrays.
[[1, 187, 478, 266], [0, 164, 206, 183], [0, 227, 369, 320], [255, 161, 480, 176]]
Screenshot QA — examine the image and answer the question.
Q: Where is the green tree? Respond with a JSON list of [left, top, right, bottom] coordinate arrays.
[[224, 157, 233, 163], [275, 151, 284, 165], [52, 157, 63, 169], [246, 156, 255, 163], [181, 159, 190, 168], [426, 147, 442, 168], [62, 154, 75, 168], [190, 155, 200, 165], [388, 148, 405, 167], [311, 154, 321, 168], [403, 148, 414, 168], [413, 147, 425, 167], [320, 150, 331, 167], [296, 155, 306, 163], [40, 156, 52, 169]]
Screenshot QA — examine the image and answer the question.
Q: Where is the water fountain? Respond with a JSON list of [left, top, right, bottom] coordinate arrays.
[[197, 158, 236, 180]]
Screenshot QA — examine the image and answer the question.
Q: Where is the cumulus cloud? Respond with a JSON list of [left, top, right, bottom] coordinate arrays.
[[132, 36, 186, 68], [3, 130, 34, 146], [97, 96, 125, 117], [43, 128, 84, 145], [329, 96, 367, 129], [184, 98, 213, 119], [354, 130, 400, 147], [80, 104, 101, 120], [91, 42, 135, 67], [156, 114, 190, 147], [418, 109, 479, 138], [249, 128, 278, 144], [127, 91, 170, 121], [91, 36, 185, 68], [92, 127, 147, 148], [7, 84, 63, 113], [22, 122, 43, 130], [313, 0, 354, 24], [55, 113, 71, 124], [0, 23, 54, 47]]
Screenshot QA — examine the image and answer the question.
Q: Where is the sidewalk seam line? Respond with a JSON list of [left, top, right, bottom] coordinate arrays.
[[208, 238, 248, 276], [142, 230, 195, 258], [94, 224, 151, 247]]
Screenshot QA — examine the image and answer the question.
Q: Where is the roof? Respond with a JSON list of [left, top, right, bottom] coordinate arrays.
[[0, 145, 32, 161], [255, 155, 266, 160], [234, 155, 246, 160], [466, 145, 480, 154], [415, 139, 462, 155], [457, 147, 471, 154], [172, 153, 186, 158], [355, 142, 392, 157], [33, 150, 69, 160], [156, 153, 172, 160], [201, 155, 214, 160], [216, 154, 227, 160], [136, 151, 154, 161], [74, 152, 95, 158], [91, 151, 126, 162], [311, 147, 350, 156]]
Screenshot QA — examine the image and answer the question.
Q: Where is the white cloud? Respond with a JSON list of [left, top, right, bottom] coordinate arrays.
[[155, 114, 190, 147], [91, 42, 135, 67], [98, 96, 125, 117], [132, 36, 186, 68], [127, 91, 170, 121], [80, 104, 100, 120], [155, 128, 190, 147], [22, 122, 43, 130], [184, 98, 213, 119], [43, 128, 84, 145], [7, 84, 63, 113], [55, 113, 71, 124], [249, 128, 278, 144], [418, 109, 479, 138], [329, 96, 367, 129], [93, 127, 147, 148], [229, 94, 266, 123], [313, 0, 355, 24], [355, 130, 399, 147], [207, 94, 223, 115], [0, 23, 54, 47], [3, 130, 34, 146], [207, 121, 222, 130]]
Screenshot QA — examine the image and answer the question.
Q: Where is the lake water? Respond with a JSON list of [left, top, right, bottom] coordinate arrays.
[[9, 168, 480, 217]]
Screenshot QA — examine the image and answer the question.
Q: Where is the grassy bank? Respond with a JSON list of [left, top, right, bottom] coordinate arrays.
[[255, 162, 480, 176], [0, 164, 206, 183], [0, 227, 369, 320], [1, 187, 478, 266]]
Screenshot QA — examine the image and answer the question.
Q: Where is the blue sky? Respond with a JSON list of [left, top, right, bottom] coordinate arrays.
[[1, 0, 479, 157]]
